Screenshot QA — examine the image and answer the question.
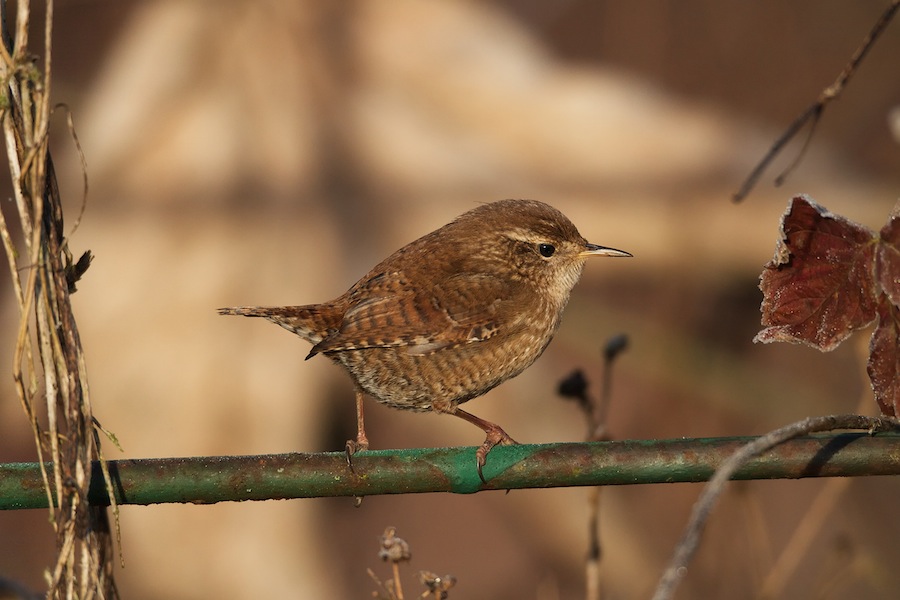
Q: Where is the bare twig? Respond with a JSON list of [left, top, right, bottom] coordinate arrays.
[[651, 414, 900, 600], [732, 0, 899, 202], [49, 103, 89, 236], [597, 334, 628, 440], [755, 394, 871, 599], [558, 334, 629, 600]]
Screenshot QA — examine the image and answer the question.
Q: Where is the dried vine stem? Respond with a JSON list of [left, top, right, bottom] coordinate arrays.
[[651, 414, 900, 600], [732, 0, 899, 202], [0, 1, 117, 598]]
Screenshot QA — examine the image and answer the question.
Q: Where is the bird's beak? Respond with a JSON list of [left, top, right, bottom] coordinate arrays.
[[580, 243, 632, 258]]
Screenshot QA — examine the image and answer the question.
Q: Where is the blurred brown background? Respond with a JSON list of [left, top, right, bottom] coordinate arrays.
[[1, 1, 899, 598]]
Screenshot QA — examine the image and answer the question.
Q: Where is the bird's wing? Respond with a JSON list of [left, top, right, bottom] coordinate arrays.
[[309, 272, 523, 356]]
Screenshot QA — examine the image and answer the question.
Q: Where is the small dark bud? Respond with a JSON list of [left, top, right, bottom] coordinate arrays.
[[603, 333, 629, 362], [558, 369, 589, 400]]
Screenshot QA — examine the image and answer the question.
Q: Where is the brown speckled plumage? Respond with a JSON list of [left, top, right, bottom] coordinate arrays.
[[219, 199, 630, 480]]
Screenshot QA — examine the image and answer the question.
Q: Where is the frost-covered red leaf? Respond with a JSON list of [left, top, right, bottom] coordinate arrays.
[[866, 296, 900, 417], [755, 196, 878, 351], [876, 216, 900, 307]]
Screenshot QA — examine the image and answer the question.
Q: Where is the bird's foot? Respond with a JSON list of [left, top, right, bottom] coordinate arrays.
[[345, 433, 369, 473], [475, 425, 518, 483]]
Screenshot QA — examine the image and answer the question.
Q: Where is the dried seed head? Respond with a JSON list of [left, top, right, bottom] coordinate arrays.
[[378, 526, 411, 564]]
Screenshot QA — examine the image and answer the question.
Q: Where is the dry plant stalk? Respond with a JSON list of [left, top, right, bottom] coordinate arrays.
[[0, 1, 117, 598], [651, 414, 900, 600], [732, 0, 899, 201], [557, 334, 628, 600]]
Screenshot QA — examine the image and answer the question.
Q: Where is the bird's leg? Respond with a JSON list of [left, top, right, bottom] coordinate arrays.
[[451, 408, 518, 483], [345, 388, 370, 472]]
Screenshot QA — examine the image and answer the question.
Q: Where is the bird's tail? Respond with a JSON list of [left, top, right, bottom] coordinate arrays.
[[218, 305, 339, 346]]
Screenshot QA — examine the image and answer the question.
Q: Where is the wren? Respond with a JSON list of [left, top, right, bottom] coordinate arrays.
[[219, 199, 630, 481]]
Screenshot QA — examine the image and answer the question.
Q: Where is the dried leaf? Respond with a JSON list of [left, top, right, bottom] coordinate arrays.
[[867, 296, 900, 417], [64, 250, 93, 293], [755, 195, 878, 351], [876, 216, 900, 307]]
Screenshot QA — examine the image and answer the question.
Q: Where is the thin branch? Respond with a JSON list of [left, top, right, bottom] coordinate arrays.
[[589, 335, 627, 600], [650, 414, 899, 600], [732, 0, 899, 202], [53, 103, 89, 236], [755, 393, 871, 598], [557, 335, 628, 600]]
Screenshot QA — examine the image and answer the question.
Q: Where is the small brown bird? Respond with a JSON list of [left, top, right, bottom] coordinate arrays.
[[219, 199, 630, 480]]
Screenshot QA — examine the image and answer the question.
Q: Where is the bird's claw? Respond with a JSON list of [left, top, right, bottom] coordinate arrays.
[[345, 436, 369, 473], [475, 427, 518, 483]]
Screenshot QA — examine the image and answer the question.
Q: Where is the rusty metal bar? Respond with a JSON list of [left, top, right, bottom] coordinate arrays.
[[2, 433, 899, 510]]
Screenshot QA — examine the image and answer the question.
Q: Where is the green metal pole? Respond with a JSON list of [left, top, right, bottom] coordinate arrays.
[[1, 433, 898, 510]]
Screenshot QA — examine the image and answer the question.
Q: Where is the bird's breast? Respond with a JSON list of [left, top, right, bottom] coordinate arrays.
[[328, 305, 561, 412]]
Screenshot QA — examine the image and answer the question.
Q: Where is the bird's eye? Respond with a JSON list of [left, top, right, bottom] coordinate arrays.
[[538, 243, 556, 258]]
